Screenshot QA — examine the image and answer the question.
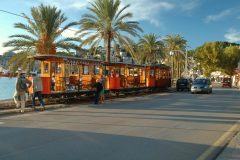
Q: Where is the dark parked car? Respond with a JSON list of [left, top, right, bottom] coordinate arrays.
[[191, 78, 212, 94], [222, 77, 232, 88], [176, 78, 192, 91]]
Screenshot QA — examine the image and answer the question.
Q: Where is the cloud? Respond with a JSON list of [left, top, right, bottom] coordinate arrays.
[[224, 28, 240, 42], [0, 40, 11, 55], [180, 0, 201, 11], [120, 0, 175, 27], [25, 0, 88, 10], [205, 9, 234, 23], [120, 0, 201, 27], [61, 27, 78, 38]]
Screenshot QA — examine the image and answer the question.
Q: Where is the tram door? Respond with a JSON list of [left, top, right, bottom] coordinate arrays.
[[149, 67, 156, 87], [41, 61, 51, 94], [107, 66, 120, 90]]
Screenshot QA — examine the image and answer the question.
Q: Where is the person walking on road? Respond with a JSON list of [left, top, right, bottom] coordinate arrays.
[[32, 72, 45, 111], [13, 71, 32, 113]]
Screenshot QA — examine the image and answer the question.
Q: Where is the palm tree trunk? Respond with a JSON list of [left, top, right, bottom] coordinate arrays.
[[106, 32, 111, 63]]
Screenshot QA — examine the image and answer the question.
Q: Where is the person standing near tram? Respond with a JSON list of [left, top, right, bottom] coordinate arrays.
[[94, 79, 103, 104], [13, 71, 32, 113], [32, 72, 45, 111]]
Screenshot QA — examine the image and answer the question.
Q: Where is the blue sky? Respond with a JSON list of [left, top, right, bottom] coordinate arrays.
[[0, 0, 240, 54]]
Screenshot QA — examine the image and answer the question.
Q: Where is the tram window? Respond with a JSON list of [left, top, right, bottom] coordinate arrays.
[[150, 70, 154, 77], [120, 68, 125, 75], [83, 65, 89, 75], [71, 65, 78, 74], [139, 69, 142, 76], [44, 62, 49, 73], [134, 68, 138, 76], [116, 67, 120, 76], [146, 70, 149, 77], [57, 64, 61, 73], [163, 71, 166, 79], [65, 64, 70, 77], [159, 70, 163, 78], [94, 65, 100, 75], [129, 68, 134, 76], [156, 70, 159, 79]]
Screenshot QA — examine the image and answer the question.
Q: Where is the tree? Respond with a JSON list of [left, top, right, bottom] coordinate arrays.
[[164, 34, 187, 78], [4, 4, 80, 72], [195, 42, 224, 76], [195, 41, 240, 76], [121, 40, 144, 64], [138, 33, 164, 64], [221, 46, 240, 75], [77, 0, 143, 63]]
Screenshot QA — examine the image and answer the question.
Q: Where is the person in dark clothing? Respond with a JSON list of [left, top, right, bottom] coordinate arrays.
[[94, 79, 103, 104]]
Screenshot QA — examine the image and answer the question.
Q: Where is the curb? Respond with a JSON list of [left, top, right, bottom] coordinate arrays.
[[0, 104, 67, 116], [216, 131, 240, 160], [196, 120, 240, 160]]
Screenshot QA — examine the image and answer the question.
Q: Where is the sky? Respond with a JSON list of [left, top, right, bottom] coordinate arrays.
[[0, 0, 240, 54]]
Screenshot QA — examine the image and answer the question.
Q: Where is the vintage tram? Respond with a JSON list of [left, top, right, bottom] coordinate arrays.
[[28, 54, 171, 99]]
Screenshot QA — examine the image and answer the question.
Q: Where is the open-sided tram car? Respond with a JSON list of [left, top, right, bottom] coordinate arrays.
[[28, 54, 171, 99]]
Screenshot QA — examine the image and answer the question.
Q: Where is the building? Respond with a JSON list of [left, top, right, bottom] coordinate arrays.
[[0, 51, 15, 69]]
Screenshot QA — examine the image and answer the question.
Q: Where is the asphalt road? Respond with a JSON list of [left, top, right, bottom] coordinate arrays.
[[0, 87, 239, 160]]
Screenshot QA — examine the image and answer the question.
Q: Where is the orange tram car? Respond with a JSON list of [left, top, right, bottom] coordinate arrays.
[[28, 54, 171, 99]]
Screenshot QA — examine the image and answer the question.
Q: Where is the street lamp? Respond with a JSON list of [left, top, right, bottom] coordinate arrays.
[[197, 62, 200, 76], [169, 51, 174, 83]]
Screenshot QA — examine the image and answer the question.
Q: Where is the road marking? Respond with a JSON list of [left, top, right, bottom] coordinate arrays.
[[196, 120, 240, 160], [0, 122, 4, 125]]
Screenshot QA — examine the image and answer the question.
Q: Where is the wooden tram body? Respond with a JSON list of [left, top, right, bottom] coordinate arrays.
[[28, 54, 171, 98]]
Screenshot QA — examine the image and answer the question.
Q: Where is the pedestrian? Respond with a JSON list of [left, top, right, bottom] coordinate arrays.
[[100, 77, 105, 103], [94, 79, 103, 104], [13, 71, 32, 113], [32, 72, 45, 111]]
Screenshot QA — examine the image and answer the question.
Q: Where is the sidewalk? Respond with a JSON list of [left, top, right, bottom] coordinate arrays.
[[216, 132, 240, 160]]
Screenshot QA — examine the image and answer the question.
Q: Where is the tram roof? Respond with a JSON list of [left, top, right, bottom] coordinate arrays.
[[104, 62, 146, 68], [28, 54, 102, 64], [27, 54, 170, 68], [149, 64, 171, 69]]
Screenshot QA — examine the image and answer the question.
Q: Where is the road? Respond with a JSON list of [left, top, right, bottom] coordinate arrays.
[[0, 87, 239, 160]]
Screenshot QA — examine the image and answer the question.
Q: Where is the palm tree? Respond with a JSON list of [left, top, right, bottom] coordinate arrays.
[[138, 33, 164, 64], [77, 0, 143, 63], [4, 4, 80, 72], [119, 40, 143, 64], [164, 34, 187, 78]]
